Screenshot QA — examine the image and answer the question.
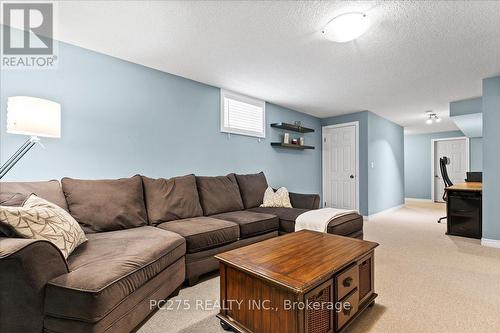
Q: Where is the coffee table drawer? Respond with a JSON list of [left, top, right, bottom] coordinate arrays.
[[336, 289, 359, 330], [336, 264, 359, 300]]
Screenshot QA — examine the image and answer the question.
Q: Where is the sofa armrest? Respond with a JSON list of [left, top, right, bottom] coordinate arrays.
[[289, 192, 321, 209], [0, 237, 69, 333]]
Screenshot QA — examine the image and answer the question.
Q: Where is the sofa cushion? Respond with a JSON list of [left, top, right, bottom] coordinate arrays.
[[248, 208, 363, 236], [211, 211, 278, 238], [235, 172, 268, 209], [247, 207, 309, 233], [157, 217, 239, 253], [196, 174, 244, 215], [0, 192, 29, 206], [326, 213, 364, 236], [44, 226, 185, 323], [0, 180, 68, 211], [142, 174, 203, 225], [61, 176, 147, 233]]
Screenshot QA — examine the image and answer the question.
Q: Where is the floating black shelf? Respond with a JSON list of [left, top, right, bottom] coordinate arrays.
[[270, 122, 315, 133], [271, 142, 315, 150]]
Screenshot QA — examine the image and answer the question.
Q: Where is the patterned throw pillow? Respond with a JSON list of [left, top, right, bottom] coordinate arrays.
[[0, 194, 87, 259], [260, 187, 292, 208]]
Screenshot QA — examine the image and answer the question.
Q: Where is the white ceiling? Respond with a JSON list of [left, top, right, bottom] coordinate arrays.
[[31, 1, 500, 133]]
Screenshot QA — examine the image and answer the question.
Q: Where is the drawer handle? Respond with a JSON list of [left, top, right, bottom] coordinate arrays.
[[343, 277, 353, 287], [453, 209, 473, 213]]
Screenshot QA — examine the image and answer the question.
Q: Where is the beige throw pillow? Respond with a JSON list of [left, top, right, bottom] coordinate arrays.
[[0, 194, 87, 259], [260, 187, 292, 208]]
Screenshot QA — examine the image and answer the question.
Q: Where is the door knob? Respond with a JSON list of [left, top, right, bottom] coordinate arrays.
[[350, 175, 354, 179]]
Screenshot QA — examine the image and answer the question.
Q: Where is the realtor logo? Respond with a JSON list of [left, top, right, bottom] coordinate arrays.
[[1, 1, 58, 68]]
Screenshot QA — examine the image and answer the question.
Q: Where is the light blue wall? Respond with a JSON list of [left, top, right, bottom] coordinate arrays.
[[0, 39, 322, 195], [450, 97, 483, 138], [321, 111, 404, 216], [449, 97, 482, 116], [321, 112, 369, 215], [470, 137, 483, 172], [367, 112, 404, 215], [482, 75, 500, 241], [451, 113, 483, 138], [404, 130, 464, 200]]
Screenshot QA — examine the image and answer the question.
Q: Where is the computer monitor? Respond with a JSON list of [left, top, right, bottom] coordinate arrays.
[[466, 172, 482, 182]]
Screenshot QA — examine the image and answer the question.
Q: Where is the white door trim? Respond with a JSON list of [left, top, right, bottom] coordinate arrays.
[[430, 136, 470, 202], [322, 121, 360, 210]]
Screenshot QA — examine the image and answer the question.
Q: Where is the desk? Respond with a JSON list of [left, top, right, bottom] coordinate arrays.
[[445, 182, 482, 239]]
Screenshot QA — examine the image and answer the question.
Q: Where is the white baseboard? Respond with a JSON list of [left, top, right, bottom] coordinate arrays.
[[481, 238, 500, 249], [363, 204, 405, 221], [405, 197, 433, 203]]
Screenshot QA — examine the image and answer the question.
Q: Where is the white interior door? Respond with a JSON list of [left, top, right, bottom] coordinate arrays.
[[323, 125, 357, 210], [434, 138, 468, 202]]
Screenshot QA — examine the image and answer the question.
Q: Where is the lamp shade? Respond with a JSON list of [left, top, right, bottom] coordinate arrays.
[[7, 96, 61, 138]]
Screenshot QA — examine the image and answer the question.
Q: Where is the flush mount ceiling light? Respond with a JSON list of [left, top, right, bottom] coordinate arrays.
[[426, 111, 440, 124], [322, 12, 370, 43]]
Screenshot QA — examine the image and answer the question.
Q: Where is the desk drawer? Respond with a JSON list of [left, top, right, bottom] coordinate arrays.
[[449, 196, 480, 216], [336, 264, 359, 300], [448, 215, 481, 238]]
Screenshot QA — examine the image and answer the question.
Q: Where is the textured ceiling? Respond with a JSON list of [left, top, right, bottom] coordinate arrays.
[[37, 1, 500, 133]]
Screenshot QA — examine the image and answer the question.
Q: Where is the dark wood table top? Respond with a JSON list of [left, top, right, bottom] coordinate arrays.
[[215, 230, 379, 293], [446, 182, 482, 192]]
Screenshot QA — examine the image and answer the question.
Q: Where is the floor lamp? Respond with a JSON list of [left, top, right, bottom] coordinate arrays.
[[0, 96, 61, 179]]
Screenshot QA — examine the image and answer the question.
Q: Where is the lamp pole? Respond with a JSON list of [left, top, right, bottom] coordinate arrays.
[[0, 136, 41, 179]]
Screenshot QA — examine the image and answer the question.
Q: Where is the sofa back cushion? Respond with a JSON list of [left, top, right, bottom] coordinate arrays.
[[61, 176, 147, 233], [196, 174, 244, 215], [235, 172, 268, 208], [141, 174, 203, 225], [0, 180, 69, 211], [0, 192, 30, 207]]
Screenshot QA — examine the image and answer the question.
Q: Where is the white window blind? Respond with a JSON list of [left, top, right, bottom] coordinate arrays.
[[220, 90, 266, 138]]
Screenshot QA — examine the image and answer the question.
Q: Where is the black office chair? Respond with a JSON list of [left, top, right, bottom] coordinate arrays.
[[438, 156, 453, 223]]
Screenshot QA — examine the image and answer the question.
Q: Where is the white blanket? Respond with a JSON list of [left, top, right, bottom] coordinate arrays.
[[295, 208, 358, 233]]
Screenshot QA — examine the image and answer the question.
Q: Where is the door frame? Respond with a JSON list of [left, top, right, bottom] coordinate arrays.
[[430, 136, 470, 202], [322, 121, 360, 210]]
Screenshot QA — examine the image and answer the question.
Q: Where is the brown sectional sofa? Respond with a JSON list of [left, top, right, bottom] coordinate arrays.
[[0, 172, 363, 333]]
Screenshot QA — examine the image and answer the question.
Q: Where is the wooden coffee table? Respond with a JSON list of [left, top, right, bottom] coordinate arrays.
[[215, 230, 379, 333]]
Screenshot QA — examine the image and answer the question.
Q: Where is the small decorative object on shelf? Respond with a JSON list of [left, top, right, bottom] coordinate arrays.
[[283, 132, 290, 144], [299, 137, 305, 146], [291, 138, 299, 145]]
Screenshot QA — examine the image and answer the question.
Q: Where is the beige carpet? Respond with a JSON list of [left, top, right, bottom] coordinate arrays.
[[139, 201, 500, 332]]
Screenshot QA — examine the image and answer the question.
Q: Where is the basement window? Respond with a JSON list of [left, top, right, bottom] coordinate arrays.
[[220, 89, 266, 138]]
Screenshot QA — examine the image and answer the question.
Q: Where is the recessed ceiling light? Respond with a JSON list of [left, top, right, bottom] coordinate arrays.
[[322, 12, 369, 43]]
